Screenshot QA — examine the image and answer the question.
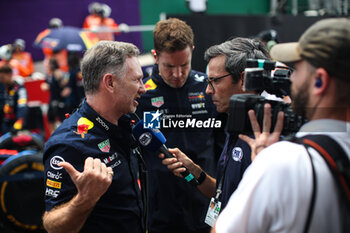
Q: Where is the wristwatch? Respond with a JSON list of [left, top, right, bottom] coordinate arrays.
[[196, 170, 207, 185]]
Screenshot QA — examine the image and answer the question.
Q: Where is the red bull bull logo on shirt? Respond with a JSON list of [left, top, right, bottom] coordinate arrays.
[[74, 117, 94, 138]]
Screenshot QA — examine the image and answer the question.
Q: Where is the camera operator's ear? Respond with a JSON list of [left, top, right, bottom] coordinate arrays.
[[314, 68, 330, 95], [239, 71, 245, 91]]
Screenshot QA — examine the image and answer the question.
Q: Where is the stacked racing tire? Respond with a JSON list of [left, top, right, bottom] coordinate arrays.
[[0, 131, 46, 233]]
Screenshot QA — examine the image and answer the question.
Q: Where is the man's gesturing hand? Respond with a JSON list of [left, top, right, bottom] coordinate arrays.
[[58, 157, 114, 209]]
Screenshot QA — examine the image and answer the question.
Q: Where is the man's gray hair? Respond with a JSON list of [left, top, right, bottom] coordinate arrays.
[[81, 41, 140, 94], [204, 37, 270, 83]]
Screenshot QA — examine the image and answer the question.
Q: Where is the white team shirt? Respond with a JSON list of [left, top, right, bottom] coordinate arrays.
[[215, 119, 350, 233]]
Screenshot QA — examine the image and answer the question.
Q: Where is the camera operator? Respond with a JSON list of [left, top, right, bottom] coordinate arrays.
[[160, 37, 270, 224], [213, 18, 350, 233]]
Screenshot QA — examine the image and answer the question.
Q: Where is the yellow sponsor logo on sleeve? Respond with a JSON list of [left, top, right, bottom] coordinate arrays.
[[46, 179, 62, 189]]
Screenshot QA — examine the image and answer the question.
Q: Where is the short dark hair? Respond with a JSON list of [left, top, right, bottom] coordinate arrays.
[[153, 18, 194, 53], [204, 37, 270, 83], [0, 65, 13, 74]]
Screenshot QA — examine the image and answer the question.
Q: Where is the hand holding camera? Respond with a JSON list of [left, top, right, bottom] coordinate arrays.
[[239, 103, 284, 161]]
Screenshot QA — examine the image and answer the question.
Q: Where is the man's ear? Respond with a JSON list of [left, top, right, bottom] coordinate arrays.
[[151, 49, 158, 63], [102, 73, 115, 92], [239, 71, 245, 91], [314, 68, 329, 95]]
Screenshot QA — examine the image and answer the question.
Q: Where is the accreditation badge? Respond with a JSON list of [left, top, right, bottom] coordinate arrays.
[[205, 197, 221, 227]]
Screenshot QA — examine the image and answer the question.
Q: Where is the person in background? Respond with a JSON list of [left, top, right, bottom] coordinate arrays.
[[0, 65, 28, 134], [83, 2, 119, 41], [67, 52, 84, 113], [41, 18, 69, 74], [0, 39, 34, 78], [256, 29, 279, 52], [45, 58, 70, 135], [11, 38, 34, 77]]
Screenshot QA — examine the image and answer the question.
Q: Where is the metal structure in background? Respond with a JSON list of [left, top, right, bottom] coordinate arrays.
[[270, 0, 349, 15], [167, 14, 327, 72], [84, 24, 155, 33]]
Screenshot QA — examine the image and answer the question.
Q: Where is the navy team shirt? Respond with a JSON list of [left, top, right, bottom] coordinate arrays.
[[135, 64, 220, 233], [43, 101, 144, 233], [216, 133, 252, 210]]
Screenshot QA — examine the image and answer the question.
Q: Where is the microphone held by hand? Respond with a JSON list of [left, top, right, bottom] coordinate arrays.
[[132, 120, 198, 186]]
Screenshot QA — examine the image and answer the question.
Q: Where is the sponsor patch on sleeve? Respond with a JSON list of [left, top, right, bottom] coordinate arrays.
[[232, 147, 243, 162], [50, 156, 65, 170], [45, 188, 60, 198], [46, 179, 62, 189], [151, 96, 164, 108], [98, 139, 110, 152]]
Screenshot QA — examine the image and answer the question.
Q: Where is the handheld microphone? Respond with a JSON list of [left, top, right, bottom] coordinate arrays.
[[132, 120, 198, 186]]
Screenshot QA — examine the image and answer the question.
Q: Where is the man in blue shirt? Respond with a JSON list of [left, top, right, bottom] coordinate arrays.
[[42, 41, 147, 233], [135, 18, 224, 233], [161, 37, 270, 217]]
